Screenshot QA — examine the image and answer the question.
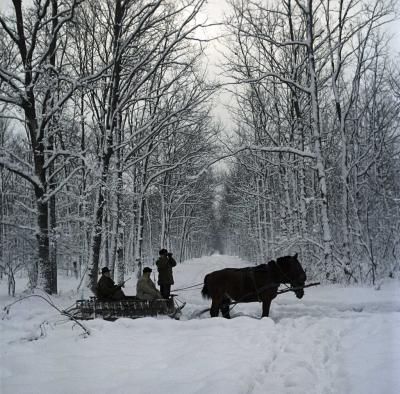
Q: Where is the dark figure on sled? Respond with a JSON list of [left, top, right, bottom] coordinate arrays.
[[96, 248, 176, 301]]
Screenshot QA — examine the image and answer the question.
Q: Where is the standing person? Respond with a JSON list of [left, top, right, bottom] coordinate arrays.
[[136, 267, 162, 300], [156, 249, 176, 299], [96, 267, 126, 301]]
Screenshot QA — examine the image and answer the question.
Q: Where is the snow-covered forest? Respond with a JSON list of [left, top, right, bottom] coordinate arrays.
[[219, 0, 400, 285], [0, 0, 400, 293], [1, 0, 399, 296], [1, 1, 400, 392]]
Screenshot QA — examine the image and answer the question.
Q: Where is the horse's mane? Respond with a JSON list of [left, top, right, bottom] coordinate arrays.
[[276, 256, 289, 264], [249, 260, 278, 271], [254, 263, 271, 271], [245, 257, 293, 273]]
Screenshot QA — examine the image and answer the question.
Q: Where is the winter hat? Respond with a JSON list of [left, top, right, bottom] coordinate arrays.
[[143, 267, 152, 273], [101, 267, 110, 274]]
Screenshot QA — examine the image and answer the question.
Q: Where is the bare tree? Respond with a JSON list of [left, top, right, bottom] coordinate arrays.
[[0, 0, 84, 293]]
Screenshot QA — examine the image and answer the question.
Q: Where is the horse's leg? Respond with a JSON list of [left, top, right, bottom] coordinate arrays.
[[221, 297, 231, 319], [210, 298, 220, 317], [261, 298, 272, 317]]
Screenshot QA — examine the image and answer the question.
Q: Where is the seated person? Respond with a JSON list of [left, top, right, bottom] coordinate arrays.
[[96, 266, 126, 301], [136, 267, 162, 301]]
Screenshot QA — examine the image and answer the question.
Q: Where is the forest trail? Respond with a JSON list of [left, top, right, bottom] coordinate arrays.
[[1, 254, 400, 394]]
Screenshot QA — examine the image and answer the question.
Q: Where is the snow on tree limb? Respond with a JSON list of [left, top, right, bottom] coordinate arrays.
[[0, 157, 42, 189]]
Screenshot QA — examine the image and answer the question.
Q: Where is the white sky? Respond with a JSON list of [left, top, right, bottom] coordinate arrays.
[[202, 0, 400, 130], [1, 0, 399, 131]]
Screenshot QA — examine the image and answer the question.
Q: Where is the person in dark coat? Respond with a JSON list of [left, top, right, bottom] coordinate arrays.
[[96, 267, 125, 301], [156, 249, 177, 299], [136, 267, 162, 301]]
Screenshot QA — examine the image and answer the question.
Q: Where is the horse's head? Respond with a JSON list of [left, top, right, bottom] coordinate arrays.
[[276, 253, 306, 299]]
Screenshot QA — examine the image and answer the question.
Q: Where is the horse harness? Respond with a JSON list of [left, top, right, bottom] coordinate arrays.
[[248, 265, 282, 302], [272, 259, 297, 289], [248, 260, 294, 302]]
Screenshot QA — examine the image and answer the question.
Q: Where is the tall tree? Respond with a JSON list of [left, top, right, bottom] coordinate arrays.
[[0, 0, 83, 293]]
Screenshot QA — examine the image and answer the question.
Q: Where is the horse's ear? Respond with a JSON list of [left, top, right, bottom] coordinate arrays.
[[294, 253, 298, 259]]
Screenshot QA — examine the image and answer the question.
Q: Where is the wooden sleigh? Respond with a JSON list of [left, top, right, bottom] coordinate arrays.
[[65, 296, 185, 321]]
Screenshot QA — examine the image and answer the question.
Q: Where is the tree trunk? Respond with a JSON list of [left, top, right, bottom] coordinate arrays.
[[87, 160, 111, 292], [48, 134, 58, 294], [134, 191, 145, 278], [86, 0, 124, 291], [256, 176, 265, 262], [305, 0, 333, 269], [37, 195, 51, 293]]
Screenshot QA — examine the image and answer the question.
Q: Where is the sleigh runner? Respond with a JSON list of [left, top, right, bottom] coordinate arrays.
[[66, 296, 185, 321]]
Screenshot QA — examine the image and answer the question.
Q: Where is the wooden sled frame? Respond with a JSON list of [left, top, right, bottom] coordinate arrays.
[[67, 296, 185, 321]]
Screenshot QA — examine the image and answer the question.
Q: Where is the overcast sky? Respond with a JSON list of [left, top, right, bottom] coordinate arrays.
[[1, 0, 399, 129], [202, 0, 400, 129]]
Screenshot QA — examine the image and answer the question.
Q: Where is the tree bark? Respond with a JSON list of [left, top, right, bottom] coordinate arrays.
[[305, 0, 333, 269]]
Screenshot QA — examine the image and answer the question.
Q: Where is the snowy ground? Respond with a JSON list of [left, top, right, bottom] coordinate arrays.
[[1, 254, 400, 394]]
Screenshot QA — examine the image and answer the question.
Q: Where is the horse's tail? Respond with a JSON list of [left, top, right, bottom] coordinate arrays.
[[201, 275, 211, 299]]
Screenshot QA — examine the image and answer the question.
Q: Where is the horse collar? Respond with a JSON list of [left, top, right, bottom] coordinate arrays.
[[273, 259, 293, 284]]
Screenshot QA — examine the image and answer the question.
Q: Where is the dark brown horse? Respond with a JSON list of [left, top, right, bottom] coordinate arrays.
[[201, 254, 306, 318]]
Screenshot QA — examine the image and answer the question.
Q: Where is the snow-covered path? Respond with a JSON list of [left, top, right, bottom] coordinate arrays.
[[1, 255, 400, 394]]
